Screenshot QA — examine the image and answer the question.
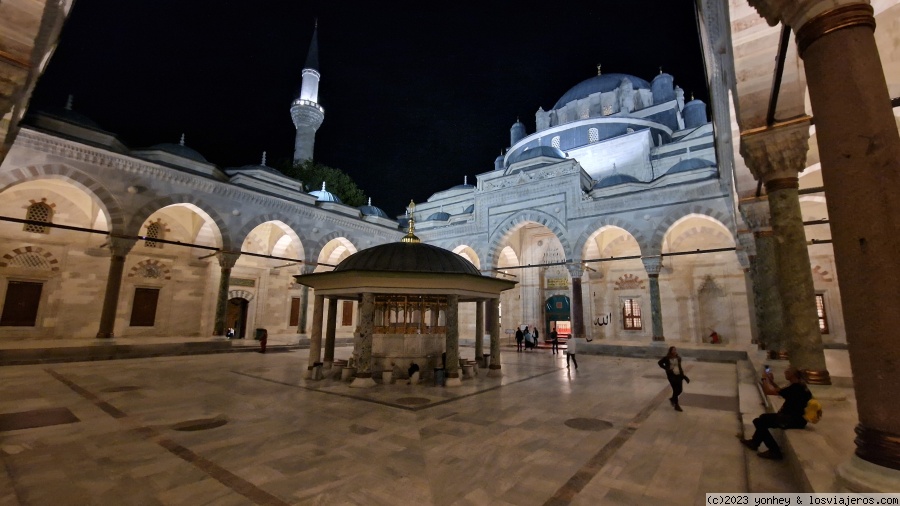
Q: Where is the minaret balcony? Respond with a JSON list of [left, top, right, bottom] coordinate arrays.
[[291, 99, 324, 114]]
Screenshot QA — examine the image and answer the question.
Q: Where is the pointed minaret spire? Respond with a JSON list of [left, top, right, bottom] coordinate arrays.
[[261, 151, 267, 166], [65, 95, 74, 111], [291, 20, 324, 164], [179, 133, 185, 146]]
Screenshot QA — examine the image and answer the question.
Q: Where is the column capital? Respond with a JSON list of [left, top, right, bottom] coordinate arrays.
[[740, 119, 812, 184], [747, 0, 870, 32], [739, 197, 773, 233], [566, 264, 584, 279], [107, 235, 136, 257], [641, 255, 663, 276], [216, 251, 241, 269]]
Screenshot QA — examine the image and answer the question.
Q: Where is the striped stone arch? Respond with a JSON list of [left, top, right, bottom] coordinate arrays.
[[0, 246, 61, 272], [127, 259, 172, 280], [443, 240, 484, 271], [234, 213, 305, 260], [573, 217, 650, 260], [648, 206, 736, 256], [128, 194, 233, 250], [486, 210, 572, 269], [0, 163, 124, 231], [228, 289, 254, 301], [311, 231, 359, 265]]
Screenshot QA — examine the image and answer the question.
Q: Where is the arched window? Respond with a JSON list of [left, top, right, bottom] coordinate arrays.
[[145, 222, 162, 248], [623, 298, 642, 330], [588, 128, 599, 143], [24, 202, 53, 234], [551, 136, 561, 149]]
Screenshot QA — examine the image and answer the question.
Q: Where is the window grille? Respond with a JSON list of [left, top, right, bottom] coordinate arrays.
[[551, 136, 561, 149], [815, 294, 829, 334], [623, 299, 642, 330], [589, 128, 599, 143], [145, 222, 161, 248], [24, 203, 52, 234]]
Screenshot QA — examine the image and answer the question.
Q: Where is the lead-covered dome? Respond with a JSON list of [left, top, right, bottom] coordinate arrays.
[[147, 142, 208, 163], [553, 73, 651, 110], [334, 242, 481, 276]]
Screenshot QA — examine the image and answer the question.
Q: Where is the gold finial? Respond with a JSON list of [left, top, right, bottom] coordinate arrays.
[[597, 64, 602, 76], [691, 92, 695, 101], [402, 199, 420, 243], [659, 66, 663, 75]]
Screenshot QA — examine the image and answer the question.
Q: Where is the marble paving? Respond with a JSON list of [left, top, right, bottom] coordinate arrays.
[[0, 347, 800, 505]]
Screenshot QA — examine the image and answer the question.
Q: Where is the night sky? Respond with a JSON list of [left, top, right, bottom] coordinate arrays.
[[30, 1, 708, 217]]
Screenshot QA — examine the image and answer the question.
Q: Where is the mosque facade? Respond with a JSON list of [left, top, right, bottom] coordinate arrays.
[[0, 28, 844, 352]]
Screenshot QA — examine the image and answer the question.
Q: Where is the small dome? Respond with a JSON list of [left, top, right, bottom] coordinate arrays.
[[462, 204, 474, 214], [38, 107, 104, 130], [507, 145, 566, 165], [594, 174, 640, 189], [427, 211, 451, 221], [667, 158, 715, 174], [450, 183, 475, 191], [309, 182, 343, 203], [147, 142, 208, 163], [359, 200, 389, 218], [334, 242, 481, 276], [228, 164, 285, 177], [554, 73, 651, 110]]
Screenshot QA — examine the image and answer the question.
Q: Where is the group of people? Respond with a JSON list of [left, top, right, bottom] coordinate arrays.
[[659, 345, 811, 461], [514, 325, 541, 352]]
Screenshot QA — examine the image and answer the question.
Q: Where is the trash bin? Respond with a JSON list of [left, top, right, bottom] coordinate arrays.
[[482, 353, 491, 368], [433, 368, 445, 386]]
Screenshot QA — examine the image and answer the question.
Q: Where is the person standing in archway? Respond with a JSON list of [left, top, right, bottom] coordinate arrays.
[[515, 326, 524, 352]]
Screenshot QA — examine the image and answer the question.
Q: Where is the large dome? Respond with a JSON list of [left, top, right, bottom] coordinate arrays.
[[553, 73, 651, 110], [334, 242, 480, 276]]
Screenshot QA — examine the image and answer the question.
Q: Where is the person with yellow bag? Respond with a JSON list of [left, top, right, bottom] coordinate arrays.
[[739, 366, 812, 460]]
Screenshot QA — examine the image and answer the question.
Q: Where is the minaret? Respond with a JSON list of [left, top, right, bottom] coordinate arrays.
[[291, 21, 324, 163]]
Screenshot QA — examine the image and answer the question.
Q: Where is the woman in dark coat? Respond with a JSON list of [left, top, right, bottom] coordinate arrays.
[[658, 346, 689, 411]]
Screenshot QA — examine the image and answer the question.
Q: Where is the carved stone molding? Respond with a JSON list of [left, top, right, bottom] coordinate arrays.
[[641, 255, 663, 276], [739, 119, 811, 183], [747, 0, 870, 31]]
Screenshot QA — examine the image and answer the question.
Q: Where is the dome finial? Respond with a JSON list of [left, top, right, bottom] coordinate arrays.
[[691, 92, 695, 101], [261, 151, 267, 166], [402, 200, 420, 243], [659, 66, 663, 75], [65, 95, 73, 111], [464, 175, 467, 185], [321, 181, 326, 191], [367, 197, 372, 206], [597, 63, 602, 76], [179, 133, 185, 146]]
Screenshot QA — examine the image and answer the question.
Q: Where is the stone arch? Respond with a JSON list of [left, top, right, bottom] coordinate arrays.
[[228, 289, 254, 301], [649, 206, 735, 256], [0, 246, 61, 272], [0, 163, 123, 231], [234, 214, 305, 261], [450, 243, 481, 270], [574, 217, 649, 260], [128, 194, 231, 250], [486, 210, 572, 269], [313, 232, 358, 267]]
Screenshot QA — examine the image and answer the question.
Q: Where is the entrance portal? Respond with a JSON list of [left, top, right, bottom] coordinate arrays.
[[226, 298, 249, 338], [545, 295, 571, 338]]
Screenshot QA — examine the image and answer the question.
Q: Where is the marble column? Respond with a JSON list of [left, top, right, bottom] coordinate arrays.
[[445, 295, 462, 387], [741, 121, 829, 383], [323, 297, 338, 369], [306, 294, 324, 379], [474, 300, 485, 362], [487, 297, 502, 378], [350, 292, 376, 388], [756, 0, 900, 480], [567, 265, 585, 338], [296, 265, 313, 334], [739, 198, 786, 356], [95, 236, 136, 339], [212, 252, 240, 336], [641, 256, 665, 342], [736, 230, 760, 345]]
